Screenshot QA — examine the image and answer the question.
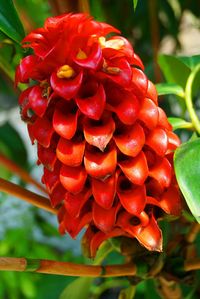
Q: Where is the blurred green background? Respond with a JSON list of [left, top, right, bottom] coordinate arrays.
[[0, 0, 199, 298]]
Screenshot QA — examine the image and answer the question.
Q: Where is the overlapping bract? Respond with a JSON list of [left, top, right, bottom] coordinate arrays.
[[16, 13, 182, 257]]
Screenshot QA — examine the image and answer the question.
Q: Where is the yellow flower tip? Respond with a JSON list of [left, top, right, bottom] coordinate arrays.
[[105, 67, 121, 75], [99, 36, 125, 50], [76, 49, 87, 60], [57, 65, 75, 79], [98, 36, 106, 48], [105, 39, 124, 50]]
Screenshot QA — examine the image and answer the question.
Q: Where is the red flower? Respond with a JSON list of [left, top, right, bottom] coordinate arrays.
[[16, 13, 182, 257]]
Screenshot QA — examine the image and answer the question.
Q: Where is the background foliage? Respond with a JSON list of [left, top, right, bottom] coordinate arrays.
[[0, 0, 199, 298]]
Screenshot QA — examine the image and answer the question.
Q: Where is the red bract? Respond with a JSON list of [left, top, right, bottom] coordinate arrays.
[[16, 13, 182, 257]]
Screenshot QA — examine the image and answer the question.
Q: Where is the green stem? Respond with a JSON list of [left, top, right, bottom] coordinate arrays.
[[185, 64, 200, 134], [91, 279, 128, 299]]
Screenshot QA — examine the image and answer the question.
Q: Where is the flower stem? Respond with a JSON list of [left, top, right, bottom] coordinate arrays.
[[184, 258, 200, 272], [0, 178, 57, 214], [185, 223, 200, 243], [185, 64, 200, 134], [0, 153, 46, 193], [0, 257, 136, 277]]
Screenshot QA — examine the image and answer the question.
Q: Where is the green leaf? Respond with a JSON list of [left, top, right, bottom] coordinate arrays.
[[119, 285, 136, 299], [133, 0, 138, 10], [174, 139, 200, 223], [158, 55, 191, 88], [156, 83, 184, 97], [0, 0, 25, 43], [168, 117, 193, 130], [0, 140, 12, 179], [178, 55, 200, 70], [59, 277, 92, 299], [0, 122, 28, 168]]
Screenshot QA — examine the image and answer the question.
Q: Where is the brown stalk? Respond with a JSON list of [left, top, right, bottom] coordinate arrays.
[[185, 223, 200, 243], [0, 178, 57, 214], [0, 153, 46, 193], [184, 258, 200, 272], [0, 257, 136, 277]]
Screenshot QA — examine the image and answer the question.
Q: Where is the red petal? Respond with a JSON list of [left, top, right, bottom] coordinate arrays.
[[134, 215, 162, 251], [157, 108, 172, 130], [119, 151, 148, 185], [117, 175, 146, 215], [37, 144, 57, 171], [106, 89, 140, 125], [84, 143, 117, 179], [73, 43, 102, 70], [63, 210, 92, 238], [160, 186, 182, 215], [53, 107, 78, 140], [114, 123, 145, 157], [93, 201, 121, 233], [146, 80, 158, 104], [42, 161, 61, 193], [19, 87, 33, 122], [49, 183, 66, 207], [56, 137, 85, 166], [138, 98, 159, 130], [146, 128, 168, 156], [147, 186, 182, 216], [28, 117, 54, 147], [118, 212, 162, 251], [149, 157, 172, 188], [15, 55, 39, 85], [29, 85, 49, 117], [76, 83, 106, 120], [60, 165, 87, 193], [50, 70, 83, 100], [167, 131, 181, 151], [98, 57, 132, 87], [64, 187, 92, 218], [83, 113, 115, 151], [131, 68, 148, 99], [92, 172, 118, 209], [132, 53, 144, 70], [84, 227, 124, 258]]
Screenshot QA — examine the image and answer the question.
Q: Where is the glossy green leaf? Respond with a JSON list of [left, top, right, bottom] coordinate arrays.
[[156, 83, 184, 97], [174, 139, 200, 223], [178, 55, 200, 70], [158, 55, 191, 88], [0, 0, 25, 43], [59, 277, 92, 299], [133, 0, 138, 10], [0, 122, 28, 168], [168, 117, 193, 130]]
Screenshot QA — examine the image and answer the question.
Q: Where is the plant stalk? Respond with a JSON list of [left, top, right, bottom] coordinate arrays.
[[185, 64, 200, 134], [0, 178, 57, 214], [0, 153, 46, 193], [0, 257, 136, 277]]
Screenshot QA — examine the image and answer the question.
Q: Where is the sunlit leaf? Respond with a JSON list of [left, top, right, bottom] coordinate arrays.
[[174, 139, 200, 223], [178, 55, 200, 70], [59, 277, 92, 299], [168, 117, 193, 130], [156, 83, 184, 97], [158, 55, 190, 88], [0, 0, 25, 43], [0, 122, 28, 168], [133, 0, 138, 10]]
